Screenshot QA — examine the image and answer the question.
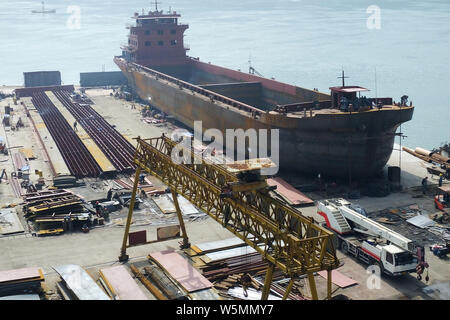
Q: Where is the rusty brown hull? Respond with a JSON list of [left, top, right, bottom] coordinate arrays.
[[115, 57, 414, 179]]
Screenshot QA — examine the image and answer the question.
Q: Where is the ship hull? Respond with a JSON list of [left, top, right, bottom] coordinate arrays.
[[115, 57, 413, 179]]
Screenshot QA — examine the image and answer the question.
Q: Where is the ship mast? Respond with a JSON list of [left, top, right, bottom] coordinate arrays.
[[338, 69, 349, 87], [151, 0, 161, 11]]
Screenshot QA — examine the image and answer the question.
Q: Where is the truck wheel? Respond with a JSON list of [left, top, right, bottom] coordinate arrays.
[[341, 241, 349, 254]]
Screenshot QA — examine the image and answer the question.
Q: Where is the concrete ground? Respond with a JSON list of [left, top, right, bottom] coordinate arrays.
[[0, 88, 448, 300]]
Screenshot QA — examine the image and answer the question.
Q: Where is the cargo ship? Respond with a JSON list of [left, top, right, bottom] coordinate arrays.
[[114, 7, 414, 179]]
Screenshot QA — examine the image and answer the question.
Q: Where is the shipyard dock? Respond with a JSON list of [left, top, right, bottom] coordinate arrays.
[[0, 84, 448, 301]]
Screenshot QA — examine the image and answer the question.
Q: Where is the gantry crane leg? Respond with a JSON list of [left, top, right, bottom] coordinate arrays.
[[119, 166, 141, 262], [119, 167, 192, 262], [307, 272, 319, 300], [261, 263, 275, 300], [327, 269, 332, 300], [170, 188, 190, 249], [282, 278, 295, 300]]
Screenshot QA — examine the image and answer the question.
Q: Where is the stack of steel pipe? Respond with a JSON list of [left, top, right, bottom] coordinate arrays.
[[53, 90, 135, 172], [31, 91, 101, 177]]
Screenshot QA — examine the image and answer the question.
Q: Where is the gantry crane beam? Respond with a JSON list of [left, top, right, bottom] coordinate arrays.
[[119, 135, 339, 300]]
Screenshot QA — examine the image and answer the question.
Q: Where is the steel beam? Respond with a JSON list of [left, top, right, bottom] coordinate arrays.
[[171, 189, 190, 249], [119, 166, 141, 262], [261, 263, 274, 300]]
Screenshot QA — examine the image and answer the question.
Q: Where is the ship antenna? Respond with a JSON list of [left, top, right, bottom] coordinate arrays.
[[151, 1, 161, 11], [338, 68, 349, 87]]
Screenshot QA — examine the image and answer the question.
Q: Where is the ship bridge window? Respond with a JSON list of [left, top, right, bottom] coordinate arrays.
[[157, 30, 164, 35], [170, 40, 177, 46], [145, 41, 151, 46], [158, 41, 164, 46]]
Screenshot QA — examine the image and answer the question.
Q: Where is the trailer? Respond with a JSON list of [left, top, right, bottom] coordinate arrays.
[[317, 198, 429, 279]]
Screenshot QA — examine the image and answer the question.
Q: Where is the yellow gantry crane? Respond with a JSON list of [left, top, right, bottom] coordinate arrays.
[[119, 135, 339, 300]]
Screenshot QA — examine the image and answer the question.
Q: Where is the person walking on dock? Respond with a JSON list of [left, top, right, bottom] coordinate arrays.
[[422, 177, 428, 194], [73, 120, 78, 131], [439, 173, 444, 187]]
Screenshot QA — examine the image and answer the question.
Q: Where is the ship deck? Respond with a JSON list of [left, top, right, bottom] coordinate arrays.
[[120, 58, 413, 122], [273, 104, 415, 119]]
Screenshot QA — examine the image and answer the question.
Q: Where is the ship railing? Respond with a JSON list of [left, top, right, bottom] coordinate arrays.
[[337, 97, 396, 112], [367, 97, 393, 106], [274, 100, 332, 113], [135, 63, 264, 118]]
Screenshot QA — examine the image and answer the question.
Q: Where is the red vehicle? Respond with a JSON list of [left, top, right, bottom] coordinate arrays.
[[434, 186, 450, 212]]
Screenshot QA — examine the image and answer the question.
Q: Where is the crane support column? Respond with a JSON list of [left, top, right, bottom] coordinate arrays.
[[282, 278, 295, 300], [261, 263, 275, 300], [307, 272, 318, 300], [327, 269, 332, 300], [171, 189, 190, 248], [119, 166, 141, 262]]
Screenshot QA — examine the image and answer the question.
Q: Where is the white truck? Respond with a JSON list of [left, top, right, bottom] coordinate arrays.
[[317, 198, 428, 279]]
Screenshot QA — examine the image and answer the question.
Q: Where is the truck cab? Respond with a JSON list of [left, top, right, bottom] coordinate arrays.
[[360, 239, 417, 276], [379, 244, 417, 276]]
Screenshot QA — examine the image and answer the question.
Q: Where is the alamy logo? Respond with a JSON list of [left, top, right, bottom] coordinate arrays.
[[366, 265, 381, 289], [366, 5, 381, 30], [170, 121, 279, 175], [67, 5, 81, 30]]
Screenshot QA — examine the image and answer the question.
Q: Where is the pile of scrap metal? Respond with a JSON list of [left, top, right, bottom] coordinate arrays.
[[110, 189, 142, 208], [186, 238, 305, 300], [23, 189, 98, 236], [7, 150, 39, 197], [129, 262, 187, 300], [432, 143, 450, 158], [113, 175, 166, 198], [0, 267, 45, 299], [403, 146, 450, 178], [368, 205, 450, 244]]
